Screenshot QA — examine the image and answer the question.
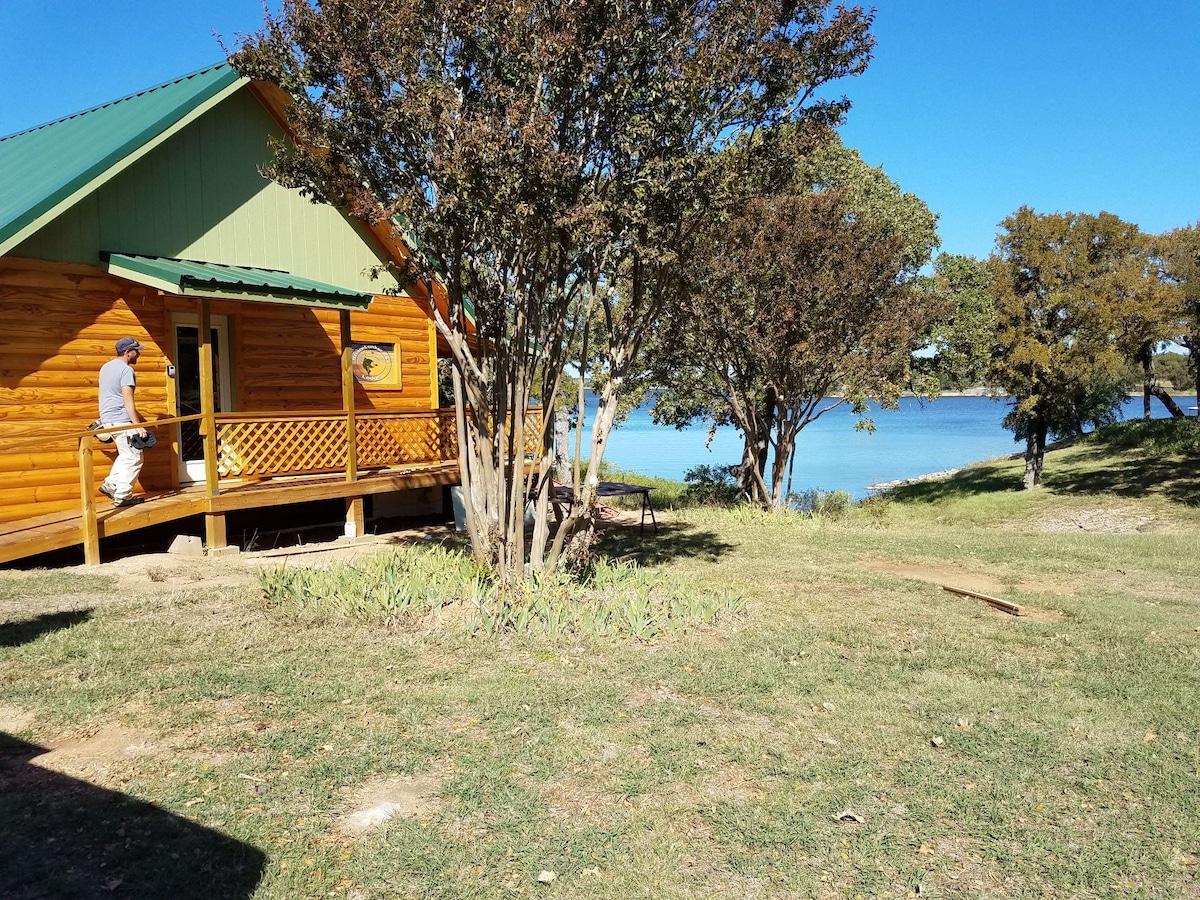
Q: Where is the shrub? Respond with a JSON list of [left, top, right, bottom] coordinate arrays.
[[789, 488, 853, 519], [681, 464, 741, 506]]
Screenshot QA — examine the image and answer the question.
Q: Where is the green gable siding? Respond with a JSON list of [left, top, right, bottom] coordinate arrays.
[[13, 87, 400, 295]]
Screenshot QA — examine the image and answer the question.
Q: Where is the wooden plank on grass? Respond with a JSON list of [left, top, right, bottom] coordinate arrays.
[[941, 584, 1022, 616]]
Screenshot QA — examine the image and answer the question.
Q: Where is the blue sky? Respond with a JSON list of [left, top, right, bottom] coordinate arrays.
[[2, 1, 1196, 261]]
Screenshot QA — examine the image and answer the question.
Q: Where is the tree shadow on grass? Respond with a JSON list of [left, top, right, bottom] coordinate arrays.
[[595, 519, 737, 565], [884, 445, 1200, 507], [884, 464, 1022, 504], [0, 609, 92, 648], [0, 732, 265, 899], [1042, 446, 1200, 505]]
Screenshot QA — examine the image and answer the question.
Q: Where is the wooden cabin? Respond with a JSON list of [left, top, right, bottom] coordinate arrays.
[[0, 63, 505, 565]]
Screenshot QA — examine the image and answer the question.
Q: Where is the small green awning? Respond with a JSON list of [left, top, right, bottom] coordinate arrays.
[[103, 253, 374, 310]]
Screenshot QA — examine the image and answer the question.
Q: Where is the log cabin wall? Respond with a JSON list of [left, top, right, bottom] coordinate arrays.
[[1, 257, 441, 524], [0, 258, 173, 523]]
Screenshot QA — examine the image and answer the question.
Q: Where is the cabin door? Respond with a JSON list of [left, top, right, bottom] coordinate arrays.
[[172, 314, 232, 484]]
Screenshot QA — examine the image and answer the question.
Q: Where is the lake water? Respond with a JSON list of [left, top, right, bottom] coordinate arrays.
[[577, 394, 1193, 498]]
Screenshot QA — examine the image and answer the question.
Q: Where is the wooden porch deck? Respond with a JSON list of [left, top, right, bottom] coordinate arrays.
[[0, 462, 458, 565]]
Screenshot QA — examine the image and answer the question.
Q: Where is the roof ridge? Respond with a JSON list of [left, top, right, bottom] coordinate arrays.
[[0, 61, 232, 143]]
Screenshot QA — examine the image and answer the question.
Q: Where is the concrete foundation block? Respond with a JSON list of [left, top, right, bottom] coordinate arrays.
[[208, 544, 241, 557], [168, 534, 205, 557]]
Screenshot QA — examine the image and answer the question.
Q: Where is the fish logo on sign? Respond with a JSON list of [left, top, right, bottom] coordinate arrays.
[[352, 344, 393, 384]]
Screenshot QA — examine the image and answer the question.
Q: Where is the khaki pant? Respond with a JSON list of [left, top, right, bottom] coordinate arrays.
[[101, 428, 144, 504]]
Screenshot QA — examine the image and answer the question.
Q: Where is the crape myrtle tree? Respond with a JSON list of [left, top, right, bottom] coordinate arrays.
[[647, 134, 940, 507], [988, 207, 1146, 489], [235, 0, 875, 577], [1161, 223, 1200, 413]]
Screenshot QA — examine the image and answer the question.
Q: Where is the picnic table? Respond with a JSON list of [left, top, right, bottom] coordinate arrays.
[[548, 480, 658, 534]]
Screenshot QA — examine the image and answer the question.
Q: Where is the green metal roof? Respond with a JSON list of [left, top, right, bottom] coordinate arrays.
[[0, 63, 245, 255], [104, 254, 374, 310]]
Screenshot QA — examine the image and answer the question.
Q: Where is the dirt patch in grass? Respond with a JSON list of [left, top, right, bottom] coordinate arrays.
[[335, 769, 448, 836], [0, 704, 35, 733], [514, 771, 624, 821], [1033, 507, 1164, 533], [31, 726, 158, 780], [694, 763, 762, 804], [916, 835, 1014, 896], [1015, 576, 1078, 597], [865, 560, 1007, 596], [1015, 605, 1068, 623], [864, 560, 1072, 622]]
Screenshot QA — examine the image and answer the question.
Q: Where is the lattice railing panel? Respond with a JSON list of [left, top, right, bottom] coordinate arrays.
[[212, 406, 542, 480], [216, 417, 347, 478], [522, 406, 544, 455], [356, 412, 458, 468]]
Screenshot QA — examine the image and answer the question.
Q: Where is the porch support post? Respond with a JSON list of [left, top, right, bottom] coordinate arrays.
[[340, 309, 363, 538], [198, 298, 226, 550], [340, 310, 358, 482], [78, 435, 100, 566]]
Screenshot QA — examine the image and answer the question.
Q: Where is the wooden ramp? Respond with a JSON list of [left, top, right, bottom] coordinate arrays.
[[0, 463, 459, 565], [0, 490, 208, 564]]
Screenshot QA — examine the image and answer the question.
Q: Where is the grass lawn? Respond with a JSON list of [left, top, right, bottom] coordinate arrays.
[[2, 422, 1199, 898]]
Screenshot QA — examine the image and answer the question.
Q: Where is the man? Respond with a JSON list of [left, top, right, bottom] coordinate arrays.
[[97, 337, 151, 507]]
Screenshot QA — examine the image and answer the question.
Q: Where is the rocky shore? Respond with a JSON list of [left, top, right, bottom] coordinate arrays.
[[866, 468, 961, 491]]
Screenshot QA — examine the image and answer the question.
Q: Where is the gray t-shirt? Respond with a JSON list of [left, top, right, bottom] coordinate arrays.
[[98, 358, 136, 423]]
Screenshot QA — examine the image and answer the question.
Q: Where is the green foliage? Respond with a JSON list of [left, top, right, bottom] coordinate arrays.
[[1154, 351, 1192, 391], [988, 207, 1151, 484], [919, 253, 996, 389], [257, 544, 742, 641], [469, 559, 743, 641], [789, 488, 854, 519], [1083, 416, 1200, 455], [1003, 372, 1132, 443], [1160, 224, 1200, 404], [257, 544, 488, 621], [681, 465, 741, 506]]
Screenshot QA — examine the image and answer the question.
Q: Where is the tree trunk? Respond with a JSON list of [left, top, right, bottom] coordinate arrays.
[[1149, 385, 1185, 418], [1192, 344, 1200, 416], [553, 406, 571, 483], [1022, 414, 1046, 490], [1141, 350, 1153, 420], [1138, 349, 1184, 417]]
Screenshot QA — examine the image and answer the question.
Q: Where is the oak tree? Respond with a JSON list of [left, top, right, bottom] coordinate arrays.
[[988, 208, 1137, 488], [1161, 223, 1200, 413]]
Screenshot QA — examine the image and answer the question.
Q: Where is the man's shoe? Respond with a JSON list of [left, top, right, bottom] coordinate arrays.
[[113, 496, 145, 508], [99, 484, 115, 500]]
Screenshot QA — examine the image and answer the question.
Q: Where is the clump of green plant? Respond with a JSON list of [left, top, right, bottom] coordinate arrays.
[[857, 491, 892, 524], [257, 545, 741, 640], [257, 543, 488, 621], [681, 464, 741, 507], [469, 558, 743, 640], [789, 488, 853, 519], [1086, 416, 1200, 455]]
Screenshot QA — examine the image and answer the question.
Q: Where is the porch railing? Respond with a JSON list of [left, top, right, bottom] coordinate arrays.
[[213, 406, 544, 479]]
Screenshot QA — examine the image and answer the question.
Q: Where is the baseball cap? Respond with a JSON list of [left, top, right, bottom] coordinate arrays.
[[116, 337, 146, 354]]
